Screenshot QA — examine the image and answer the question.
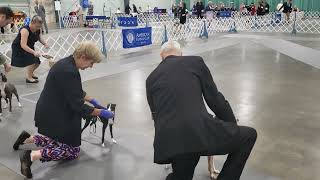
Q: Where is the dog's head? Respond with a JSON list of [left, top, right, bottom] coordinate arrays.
[[106, 103, 116, 112], [0, 73, 7, 83], [99, 103, 116, 122]]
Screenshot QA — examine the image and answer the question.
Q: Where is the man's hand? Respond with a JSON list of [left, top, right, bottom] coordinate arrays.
[[33, 51, 41, 57]]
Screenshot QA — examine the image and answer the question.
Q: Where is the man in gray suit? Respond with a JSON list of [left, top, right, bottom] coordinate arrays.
[[34, 0, 48, 34]]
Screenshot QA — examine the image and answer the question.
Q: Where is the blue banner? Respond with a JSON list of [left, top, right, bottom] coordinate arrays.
[[118, 17, 138, 27], [122, 27, 152, 48], [86, 16, 107, 20], [218, 11, 232, 18]]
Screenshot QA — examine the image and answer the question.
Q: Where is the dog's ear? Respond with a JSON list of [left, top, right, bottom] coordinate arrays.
[[110, 104, 116, 111]]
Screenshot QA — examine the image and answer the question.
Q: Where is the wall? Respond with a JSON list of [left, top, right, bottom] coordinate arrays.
[[0, 0, 57, 24], [129, 0, 172, 11], [84, 0, 124, 16], [198, 0, 320, 11]]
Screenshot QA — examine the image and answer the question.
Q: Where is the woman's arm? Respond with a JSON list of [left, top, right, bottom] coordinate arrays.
[[20, 28, 38, 56], [84, 94, 93, 102], [91, 108, 102, 116]]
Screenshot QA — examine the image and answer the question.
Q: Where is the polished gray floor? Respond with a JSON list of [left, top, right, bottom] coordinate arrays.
[[1, 32, 320, 180]]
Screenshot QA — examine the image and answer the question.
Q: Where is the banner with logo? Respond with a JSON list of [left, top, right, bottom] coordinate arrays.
[[122, 27, 152, 48], [218, 11, 232, 18], [118, 17, 138, 27]]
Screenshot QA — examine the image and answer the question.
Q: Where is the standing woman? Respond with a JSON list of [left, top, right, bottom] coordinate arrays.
[[176, 2, 187, 33], [179, 2, 187, 25], [11, 15, 48, 83], [279, 0, 293, 21]]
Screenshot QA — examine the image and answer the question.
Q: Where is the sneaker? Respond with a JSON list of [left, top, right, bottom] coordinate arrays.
[[13, 131, 31, 150], [20, 150, 32, 178]]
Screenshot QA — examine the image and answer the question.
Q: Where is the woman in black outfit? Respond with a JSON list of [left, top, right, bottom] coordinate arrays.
[[179, 2, 187, 24], [279, 0, 293, 21], [11, 15, 48, 83], [13, 41, 114, 178]]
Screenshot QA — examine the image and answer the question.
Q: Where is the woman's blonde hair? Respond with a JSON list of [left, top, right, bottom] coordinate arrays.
[[73, 41, 103, 63]]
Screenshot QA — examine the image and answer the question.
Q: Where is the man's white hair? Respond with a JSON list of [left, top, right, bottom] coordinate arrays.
[[161, 40, 182, 54]]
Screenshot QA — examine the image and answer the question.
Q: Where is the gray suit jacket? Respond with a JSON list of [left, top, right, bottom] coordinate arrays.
[[34, 4, 46, 17]]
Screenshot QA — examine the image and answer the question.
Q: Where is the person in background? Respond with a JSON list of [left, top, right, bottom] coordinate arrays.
[[138, 7, 143, 14], [264, 0, 270, 14], [219, 2, 226, 11], [87, 1, 94, 16], [279, 0, 293, 21], [132, 4, 138, 13], [196, 0, 204, 19], [205, 2, 214, 26], [0, 6, 14, 73], [257, 1, 265, 16], [11, 16, 49, 83], [13, 41, 114, 179], [116, 7, 121, 14], [74, 2, 84, 26], [179, 2, 187, 25], [172, 3, 178, 19], [132, 4, 138, 17], [250, 3, 256, 16], [34, 0, 48, 34], [125, 4, 131, 15]]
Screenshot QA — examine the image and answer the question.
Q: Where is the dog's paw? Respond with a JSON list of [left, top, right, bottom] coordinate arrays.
[[102, 143, 105, 147], [0, 113, 2, 116], [18, 103, 22, 107], [112, 138, 117, 144]]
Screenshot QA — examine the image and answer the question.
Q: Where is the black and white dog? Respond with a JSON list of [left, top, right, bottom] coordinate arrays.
[[0, 73, 21, 115], [81, 103, 117, 147]]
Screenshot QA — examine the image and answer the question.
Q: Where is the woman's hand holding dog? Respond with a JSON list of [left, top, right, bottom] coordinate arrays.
[[99, 109, 114, 119]]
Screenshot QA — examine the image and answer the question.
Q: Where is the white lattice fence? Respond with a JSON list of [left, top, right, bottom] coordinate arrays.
[[1, 11, 320, 63]]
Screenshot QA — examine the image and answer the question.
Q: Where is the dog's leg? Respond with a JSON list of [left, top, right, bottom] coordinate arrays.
[[0, 90, 2, 116], [89, 117, 97, 134], [13, 89, 21, 107], [212, 157, 220, 174], [109, 124, 117, 144], [8, 94, 12, 112], [81, 118, 91, 133], [102, 122, 108, 147], [109, 125, 117, 144], [208, 156, 219, 179], [89, 120, 97, 133], [3, 95, 8, 109]]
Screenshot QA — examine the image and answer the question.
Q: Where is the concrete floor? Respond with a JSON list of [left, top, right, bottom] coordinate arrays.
[[0, 32, 320, 180]]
